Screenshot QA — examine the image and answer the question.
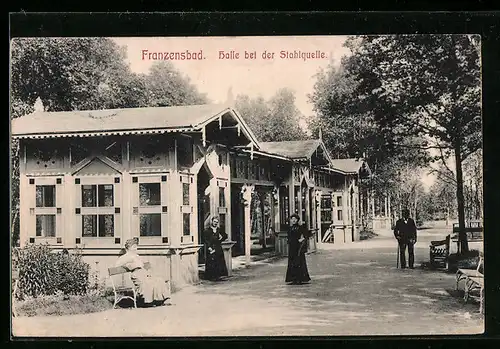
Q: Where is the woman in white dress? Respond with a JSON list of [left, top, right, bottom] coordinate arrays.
[[115, 237, 171, 306]]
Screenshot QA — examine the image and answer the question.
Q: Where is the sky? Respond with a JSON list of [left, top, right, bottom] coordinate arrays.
[[112, 36, 350, 119], [112, 36, 436, 190]]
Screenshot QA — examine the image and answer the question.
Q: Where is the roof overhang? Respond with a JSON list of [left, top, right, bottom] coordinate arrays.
[[197, 107, 260, 150], [317, 166, 350, 176], [12, 127, 198, 140]]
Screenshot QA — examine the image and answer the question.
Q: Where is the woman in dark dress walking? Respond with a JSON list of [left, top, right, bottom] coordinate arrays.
[[285, 213, 312, 285], [203, 216, 229, 281]]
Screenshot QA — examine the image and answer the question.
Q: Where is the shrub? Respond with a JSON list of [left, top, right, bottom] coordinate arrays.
[[16, 243, 90, 299]]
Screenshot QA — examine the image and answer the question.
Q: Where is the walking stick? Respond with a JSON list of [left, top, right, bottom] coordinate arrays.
[[396, 242, 400, 269]]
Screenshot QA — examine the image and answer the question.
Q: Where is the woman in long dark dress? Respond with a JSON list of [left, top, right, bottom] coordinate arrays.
[[203, 216, 229, 281], [285, 213, 312, 285]]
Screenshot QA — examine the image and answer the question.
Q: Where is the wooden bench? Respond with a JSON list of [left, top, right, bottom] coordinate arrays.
[[456, 255, 484, 313], [429, 234, 451, 269], [108, 266, 138, 309], [108, 262, 152, 309]]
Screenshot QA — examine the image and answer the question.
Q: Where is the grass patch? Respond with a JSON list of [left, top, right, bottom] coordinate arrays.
[[15, 293, 114, 317]]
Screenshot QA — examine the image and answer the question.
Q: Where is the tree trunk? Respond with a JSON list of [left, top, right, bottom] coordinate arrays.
[[454, 145, 469, 254]]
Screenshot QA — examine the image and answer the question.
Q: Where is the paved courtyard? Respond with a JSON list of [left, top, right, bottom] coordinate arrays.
[[12, 224, 484, 337]]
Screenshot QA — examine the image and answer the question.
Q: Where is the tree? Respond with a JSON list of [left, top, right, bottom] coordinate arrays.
[[235, 88, 307, 142], [144, 61, 209, 107], [11, 37, 146, 111], [343, 34, 481, 253], [308, 57, 430, 229]]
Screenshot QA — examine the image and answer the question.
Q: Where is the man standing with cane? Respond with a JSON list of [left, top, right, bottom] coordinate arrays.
[[393, 209, 418, 269]]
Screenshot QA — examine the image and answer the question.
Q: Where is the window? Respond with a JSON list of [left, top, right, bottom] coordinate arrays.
[[36, 185, 56, 207], [337, 210, 343, 221], [219, 213, 226, 235], [77, 179, 120, 240], [82, 184, 114, 207], [82, 214, 114, 237], [183, 183, 190, 205], [337, 196, 343, 207], [219, 187, 226, 207], [133, 176, 167, 240], [183, 213, 191, 236], [140, 214, 162, 236], [140, 183, 161, 206], [36, 215, 56, 237]]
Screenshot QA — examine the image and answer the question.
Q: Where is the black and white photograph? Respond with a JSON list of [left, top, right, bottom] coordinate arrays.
[[10, 33, 483, 336]]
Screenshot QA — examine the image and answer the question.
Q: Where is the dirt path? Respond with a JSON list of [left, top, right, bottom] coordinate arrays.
[[12, 224, 483, 337]]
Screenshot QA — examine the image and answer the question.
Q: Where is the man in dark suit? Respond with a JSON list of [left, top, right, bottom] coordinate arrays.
[[393, 209, 418, 269]]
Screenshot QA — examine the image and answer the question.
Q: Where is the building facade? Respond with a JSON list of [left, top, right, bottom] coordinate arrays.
[[12, 103, 371, 289]]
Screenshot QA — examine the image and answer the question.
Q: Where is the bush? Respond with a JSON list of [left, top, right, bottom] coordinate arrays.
[[16, 243, 90, 299]]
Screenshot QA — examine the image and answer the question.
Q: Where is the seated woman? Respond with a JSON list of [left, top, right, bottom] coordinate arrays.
[[115, 237, 172, 307]]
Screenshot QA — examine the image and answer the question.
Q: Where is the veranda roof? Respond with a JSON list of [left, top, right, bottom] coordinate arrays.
[[330, 158, 370, 175], [11, 103, 260, 147], [258, 139, 326, 160]]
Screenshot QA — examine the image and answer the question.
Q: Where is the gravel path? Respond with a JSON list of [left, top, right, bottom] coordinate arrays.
[[12, 224, 483, 337]]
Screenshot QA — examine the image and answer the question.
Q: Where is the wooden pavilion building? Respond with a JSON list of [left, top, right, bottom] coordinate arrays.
[[11, 103, 371, 289]]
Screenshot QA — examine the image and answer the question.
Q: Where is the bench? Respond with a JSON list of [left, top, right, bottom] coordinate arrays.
[[108, 261, 152, 309], [108, 266, 138, 309], [429, 234, 451, 269], [456, 255, 484, 313]]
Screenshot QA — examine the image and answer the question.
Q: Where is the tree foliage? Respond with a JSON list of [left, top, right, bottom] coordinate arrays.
[[342, 34, 481, 252], [235, 88, 307, 142]]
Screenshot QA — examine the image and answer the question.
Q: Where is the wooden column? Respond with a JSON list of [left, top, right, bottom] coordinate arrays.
[[273, 185, 280, 233], [315, 190, 322, 244], [241, 184, 254, 266], [289, 166, 296, 215]]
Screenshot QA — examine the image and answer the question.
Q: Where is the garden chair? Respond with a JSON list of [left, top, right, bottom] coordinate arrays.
[[429, 234, 451, 269]]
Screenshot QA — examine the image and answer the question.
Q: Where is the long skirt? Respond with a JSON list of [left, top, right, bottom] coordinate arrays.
[[285, 251, 311, 284], [131, 269, 171, 304], [205, 245, 228, 281]]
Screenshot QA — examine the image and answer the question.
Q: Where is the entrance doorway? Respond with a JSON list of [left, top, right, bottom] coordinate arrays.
[[197, 164, 213, 265]]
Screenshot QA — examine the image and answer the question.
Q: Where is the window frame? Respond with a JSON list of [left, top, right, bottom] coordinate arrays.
[[29, 177, 63, 243], [180, 174, 195, 244], [75, 176, 121, 242], [131, 174, 169, 243]]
